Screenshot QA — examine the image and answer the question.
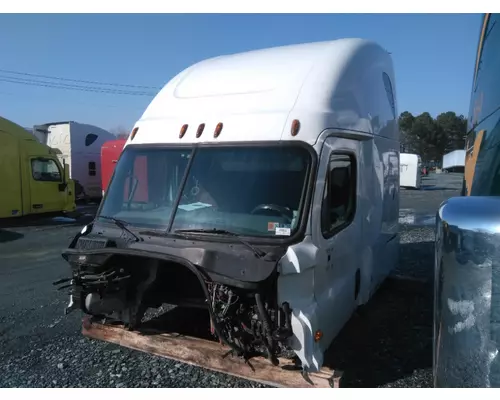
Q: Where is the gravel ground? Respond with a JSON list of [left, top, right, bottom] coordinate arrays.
[[0, 173, 462, 388]]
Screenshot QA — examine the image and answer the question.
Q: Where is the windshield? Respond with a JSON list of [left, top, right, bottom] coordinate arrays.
[[98, 144, 313, 238]]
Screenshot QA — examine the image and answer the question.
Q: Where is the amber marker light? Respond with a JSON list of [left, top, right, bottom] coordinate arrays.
[[179, 124, 188, 139], [196, 123, 205, 138], [130, 127, 139, 141], [291, 119, 301, 137], [214, 122, 223, 138]]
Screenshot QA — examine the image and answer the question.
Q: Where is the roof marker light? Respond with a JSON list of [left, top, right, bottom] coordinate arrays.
[[214, 122, 223, 138], [130, 127, 139, 141], [291, 119, 300, 137], [179, 124, 188, 139], [196, 123, 205, 138]]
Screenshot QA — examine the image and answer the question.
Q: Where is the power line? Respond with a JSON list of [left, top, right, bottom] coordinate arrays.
[[0, 75, 157, 96], [0, 74, 156, 95], [0, 77, 155, 96], [0, 90, 146, 110], [0, 68, 162, 90]]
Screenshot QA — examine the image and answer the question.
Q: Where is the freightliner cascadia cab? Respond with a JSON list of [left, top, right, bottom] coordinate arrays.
[[59, 38, 400, 384]]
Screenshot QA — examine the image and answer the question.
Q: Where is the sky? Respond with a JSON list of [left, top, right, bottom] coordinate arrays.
[[0, 13, 483, 132]]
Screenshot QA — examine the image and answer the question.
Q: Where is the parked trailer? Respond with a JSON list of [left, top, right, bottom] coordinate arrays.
[[0, 116, 75, 219], [434, 13, 500, 388], [57, 38, 400, 387], [399, 153, 422, 189], [33, 121, 115, 200], [442, 149, 465, 173]]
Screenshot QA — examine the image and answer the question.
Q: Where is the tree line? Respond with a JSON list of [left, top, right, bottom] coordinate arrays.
[[398, 111, 467, 163], [110, 126, 130, 139]]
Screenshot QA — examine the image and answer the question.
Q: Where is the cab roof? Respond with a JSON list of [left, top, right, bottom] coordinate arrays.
[[130, 38, 398, 146], [0, 116, 59, 156], [0, 116, 40, 142]]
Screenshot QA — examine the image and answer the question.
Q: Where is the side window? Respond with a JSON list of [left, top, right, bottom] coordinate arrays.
[[31, 158, 62, 182], [382, 72, 396, 119], [321, 153, 356, 237], [85, 133, 98, 147], [89, 161, 96, 176]]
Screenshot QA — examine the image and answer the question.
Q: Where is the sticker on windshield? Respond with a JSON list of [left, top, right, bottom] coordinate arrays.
[[268, 222, 279, 231], [275, 226, 291, 236]]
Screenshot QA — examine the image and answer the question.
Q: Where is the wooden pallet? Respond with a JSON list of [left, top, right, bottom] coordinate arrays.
[[82, 317, 342, 388]]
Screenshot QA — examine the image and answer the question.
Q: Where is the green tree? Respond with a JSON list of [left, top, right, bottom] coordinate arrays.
[[397, 110, 467, 163], [110, 125, 130, 139], [435, 112, 467, 156], [411, 112, 436, 161], [398, 111, 416, 153]]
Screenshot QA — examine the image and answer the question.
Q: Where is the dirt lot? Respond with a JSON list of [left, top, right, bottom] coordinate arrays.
[[0, 173, 462, 388]]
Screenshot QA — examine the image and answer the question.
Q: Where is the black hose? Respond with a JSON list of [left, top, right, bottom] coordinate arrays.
[[255, 292, 277, 364], [182, 262, 245, 356]]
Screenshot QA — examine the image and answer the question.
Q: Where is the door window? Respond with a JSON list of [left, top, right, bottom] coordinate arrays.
[[321, 153, 357, 237], [89, 161, 96, 176], [31, 158, 62, 182], [85, 133, 98, 147]]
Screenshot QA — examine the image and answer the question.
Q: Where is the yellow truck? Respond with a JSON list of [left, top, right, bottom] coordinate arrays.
[[0, 116, 76, 219]]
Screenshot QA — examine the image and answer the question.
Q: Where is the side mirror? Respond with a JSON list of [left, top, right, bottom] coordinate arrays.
[[58, 160, 69, 192], [64, 162, 70, 182], [434, 196, 500, 388]]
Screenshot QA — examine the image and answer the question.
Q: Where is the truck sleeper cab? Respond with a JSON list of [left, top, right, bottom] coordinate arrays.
[[60, 39, 400, 376], [33, 121, 115, 201]]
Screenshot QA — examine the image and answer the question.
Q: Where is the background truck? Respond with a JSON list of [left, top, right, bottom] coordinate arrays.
[[32, 121, 115, 201], [441, 149, 465, 173], [100, 138, 126, 196], [434, 13, 500, 388], [0, 116, 75, 219], [101, 137, 148, 200]]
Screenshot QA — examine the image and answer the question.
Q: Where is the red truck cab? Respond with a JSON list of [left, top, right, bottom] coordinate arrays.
[[101, 139, 148, 202], [101, 139, 126, 197]]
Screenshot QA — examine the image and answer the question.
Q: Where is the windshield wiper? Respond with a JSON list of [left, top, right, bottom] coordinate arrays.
[[98, 215, 143, 242], [174, 228, 267, 258]]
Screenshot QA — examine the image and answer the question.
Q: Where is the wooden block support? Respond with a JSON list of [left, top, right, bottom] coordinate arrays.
[[82, 317, 342, 388]]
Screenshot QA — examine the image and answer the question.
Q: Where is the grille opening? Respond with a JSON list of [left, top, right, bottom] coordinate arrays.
[[134, 259, 212, 340]]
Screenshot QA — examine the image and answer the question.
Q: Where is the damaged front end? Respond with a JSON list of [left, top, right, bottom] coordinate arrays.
[[53, 143, 342, 386], [57, 230, 295, 367]]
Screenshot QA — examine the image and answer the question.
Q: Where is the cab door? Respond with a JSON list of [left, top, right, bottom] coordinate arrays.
[[0, 131, 23, 218], [29, 156, 66, 214], [310, 136, 363, 350]]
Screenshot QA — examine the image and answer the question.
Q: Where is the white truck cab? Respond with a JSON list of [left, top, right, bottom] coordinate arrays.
[[61, 38, 400, 377]]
